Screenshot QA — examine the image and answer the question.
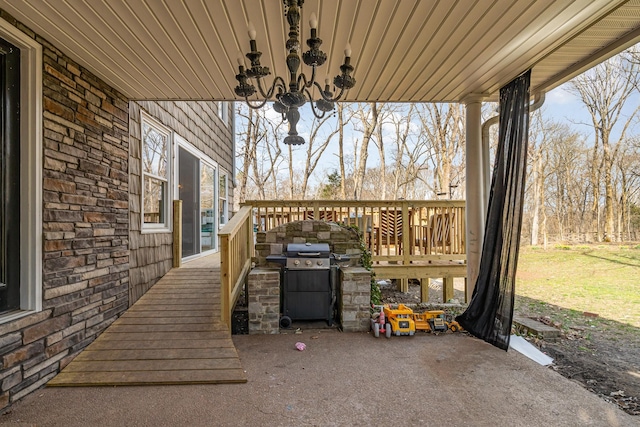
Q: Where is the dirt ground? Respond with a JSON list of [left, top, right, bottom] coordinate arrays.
[[379, 279, 640, 417]]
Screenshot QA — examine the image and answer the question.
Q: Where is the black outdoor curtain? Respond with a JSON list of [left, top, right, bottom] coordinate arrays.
[[456, 70, 531, 351]]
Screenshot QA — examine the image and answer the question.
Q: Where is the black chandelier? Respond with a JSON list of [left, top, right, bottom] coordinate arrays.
[[234, 0, 356, 145]]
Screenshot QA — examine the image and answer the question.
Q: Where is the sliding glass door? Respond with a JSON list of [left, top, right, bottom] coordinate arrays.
[[200, 164, 215, 252], [178, 143, 218, 259], [179, 147, 200, 258]]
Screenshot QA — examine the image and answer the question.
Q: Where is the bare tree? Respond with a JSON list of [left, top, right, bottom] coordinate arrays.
[[350, 103, 381, 199], [235, 105, 261, 203], [417, 103, 465, 198], [614, 143, 640, 240], [527, 110, 546, 245], [568, 53, 640, 241], [388, 104, 425, 199], [336, 104, 349, 200], [299, 115, 340, 198], [236, 105, 286, 200]]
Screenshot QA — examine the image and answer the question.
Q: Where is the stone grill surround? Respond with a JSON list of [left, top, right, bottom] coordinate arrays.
[[248, 220, 370, 333]]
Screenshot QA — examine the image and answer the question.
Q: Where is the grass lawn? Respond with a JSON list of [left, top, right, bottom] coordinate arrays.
[[515, 244, 640, 329]]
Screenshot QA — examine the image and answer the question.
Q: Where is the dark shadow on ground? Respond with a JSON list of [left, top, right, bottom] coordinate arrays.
[[579, 250, 640, 268]]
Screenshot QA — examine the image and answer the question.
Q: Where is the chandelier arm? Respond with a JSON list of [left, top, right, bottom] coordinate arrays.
[[243, 95, 270, 110], [297, 66, 317, 90], [312, 81, 346, 102], [305, 88, 327, 119], [255, 76, 288, 99]]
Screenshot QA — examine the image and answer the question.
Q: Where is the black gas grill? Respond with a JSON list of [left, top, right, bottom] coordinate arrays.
[[267, 243, 344, 327]]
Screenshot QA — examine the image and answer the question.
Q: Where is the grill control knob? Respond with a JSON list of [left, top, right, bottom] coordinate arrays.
[[305, 260, 312, 266], [293, 260, 300, 266], [317, 260, 323, 266]]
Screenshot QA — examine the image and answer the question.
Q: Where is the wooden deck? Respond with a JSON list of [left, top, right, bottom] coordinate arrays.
[[48, 254, 247, 386]]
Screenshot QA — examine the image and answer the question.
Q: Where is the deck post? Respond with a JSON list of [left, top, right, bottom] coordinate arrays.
[[442, 277, 454, 302], [420, 279, 429, 303], [220, 234, 231, 329], [465, 96, 485, 301], [400, 201, 411, 293]]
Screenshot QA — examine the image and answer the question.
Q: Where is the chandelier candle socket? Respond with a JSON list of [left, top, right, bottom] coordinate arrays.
[[234, 0, 356, 145]]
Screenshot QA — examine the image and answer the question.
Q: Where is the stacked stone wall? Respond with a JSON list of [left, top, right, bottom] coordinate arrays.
[[254, 220, 362, 267], [247, 269, 280, 334], [0, 11, 129, 411], [340, 268, 372, 332]]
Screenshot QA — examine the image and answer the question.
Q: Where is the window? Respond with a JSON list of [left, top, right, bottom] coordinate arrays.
[[141, 114, 171, 231], [217, 101, 228, 126], [0, 18, 43, 322], [219, 170, 228, 226]]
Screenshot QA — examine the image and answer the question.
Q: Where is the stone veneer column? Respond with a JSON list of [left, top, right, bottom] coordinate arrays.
[[340, 267, 372, 332], [247, 268, 280, 334], [0, 11, 129, 411]]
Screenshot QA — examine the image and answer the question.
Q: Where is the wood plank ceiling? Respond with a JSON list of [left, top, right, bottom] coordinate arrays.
[[1, 0, 640, 102]]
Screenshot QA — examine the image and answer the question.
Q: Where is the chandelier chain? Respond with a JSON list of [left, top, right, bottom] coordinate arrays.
[[234, 0, 356, 145]]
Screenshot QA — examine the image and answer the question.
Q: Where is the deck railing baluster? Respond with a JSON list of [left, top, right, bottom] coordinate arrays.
[[241, 199, 465, 263]]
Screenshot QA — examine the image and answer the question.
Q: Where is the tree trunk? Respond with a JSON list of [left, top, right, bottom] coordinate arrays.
[[238, 107, 256, 203], [375, 116, 387, 199], [601, 134, 616, 241], [530, 152, 541, 245], [353, 103, 379, 199], [337, 104, 347, 200]]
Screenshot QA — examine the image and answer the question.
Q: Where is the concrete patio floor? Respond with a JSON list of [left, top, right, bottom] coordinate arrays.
[[2, 330, 638, 427]]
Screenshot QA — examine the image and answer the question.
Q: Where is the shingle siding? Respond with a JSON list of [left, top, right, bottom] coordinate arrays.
[[128, 100, 234, 304]]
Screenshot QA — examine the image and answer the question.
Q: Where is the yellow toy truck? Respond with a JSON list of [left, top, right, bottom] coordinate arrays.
[[413, 310, 462, 333], [383, 304, 416, 336]]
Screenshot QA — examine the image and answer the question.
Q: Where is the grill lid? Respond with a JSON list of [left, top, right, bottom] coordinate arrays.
[[286, 243, 330, 258]]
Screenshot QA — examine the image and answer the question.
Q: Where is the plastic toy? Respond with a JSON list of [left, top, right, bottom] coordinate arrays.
[[413, 310, 461, 333], [384, 304, 416, 336], [370, 306, 391, 338], [372, 304, 462, 338]]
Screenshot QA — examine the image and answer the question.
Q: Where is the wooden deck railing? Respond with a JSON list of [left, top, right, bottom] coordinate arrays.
[[245, 200, 466, 265], [219, 205, 254, 329]]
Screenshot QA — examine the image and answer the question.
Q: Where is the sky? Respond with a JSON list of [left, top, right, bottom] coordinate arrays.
[[286, 83, 616, 172], [543, 82, 640, 143], [544, 84, 592, 129]]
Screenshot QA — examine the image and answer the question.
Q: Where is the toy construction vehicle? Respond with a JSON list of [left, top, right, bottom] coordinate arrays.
[[384, 304, 416, 336], [372, 305, 462, 337], [413, 310, 462, 333]]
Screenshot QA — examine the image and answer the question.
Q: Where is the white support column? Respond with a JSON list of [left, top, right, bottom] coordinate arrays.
[[464, 96, 484, 299]]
